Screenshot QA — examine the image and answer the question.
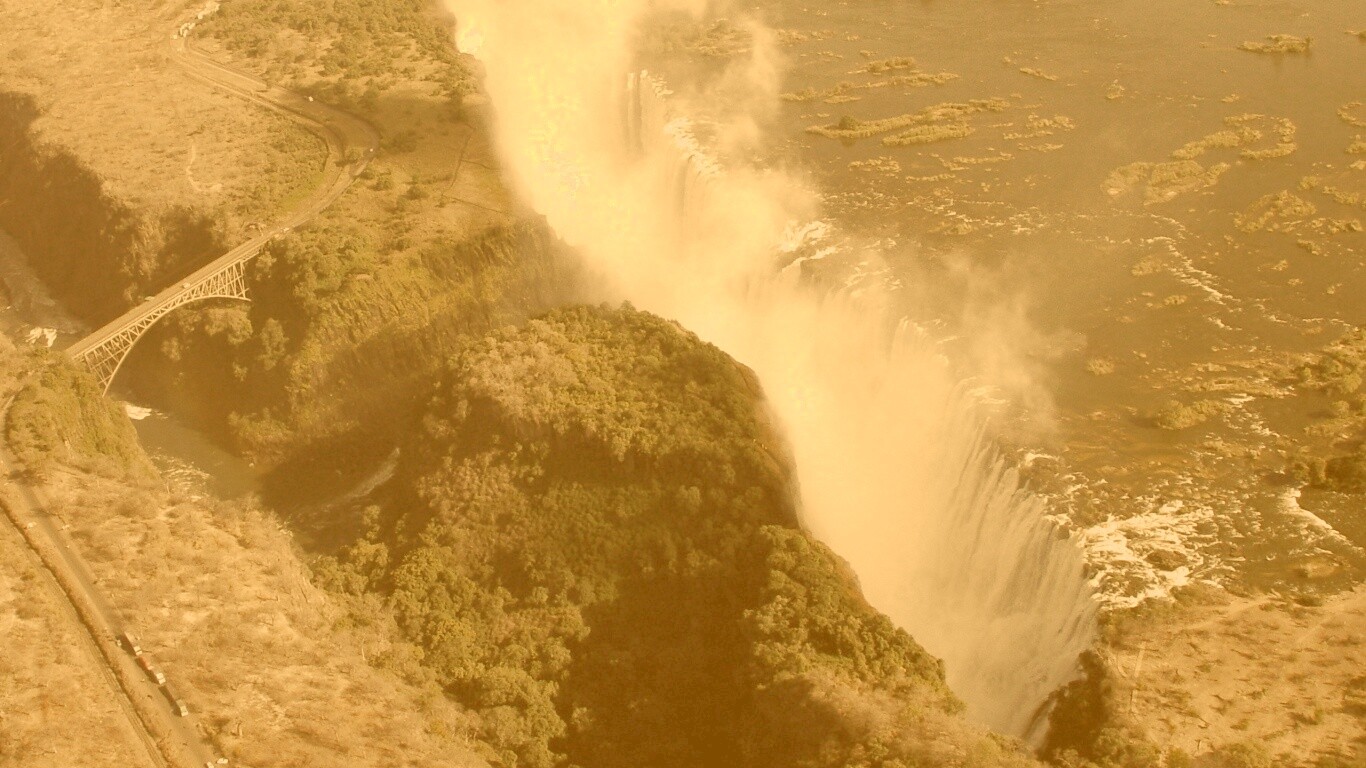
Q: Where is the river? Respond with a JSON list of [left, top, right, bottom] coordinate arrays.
[[3, 0, 1361, 740], [116, 397, 260, 500], [0, 226, 259, 501], [451, 0, 1366, 738], [744, 0, 1366, 597]]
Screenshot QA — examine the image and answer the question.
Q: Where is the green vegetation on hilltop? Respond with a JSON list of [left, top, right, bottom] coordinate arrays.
[[4, 355, 151, 479], [102, 0, 540, 492], [202, 0, 474, 118], [318, 304, 1036, 768], [1042, 652, 1170, 768], [418, 303, 786, 474], [126, 217, 574, 489]]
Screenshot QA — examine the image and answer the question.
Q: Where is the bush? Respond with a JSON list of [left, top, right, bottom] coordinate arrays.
[[202, 0, 475, 108], [1323, 444, 1366, 492], [5, 357, 152, 479], [1207, 742, 1271, 768], [382, 129, 419, 154], [1149, 399, 1229, 430], [335, 305, 1024, 768]]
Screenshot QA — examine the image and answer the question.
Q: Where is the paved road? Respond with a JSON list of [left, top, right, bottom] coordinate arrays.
[[3, 24, 381, 768], [66, 37, 379, 362], [0, 392, 207, 768]]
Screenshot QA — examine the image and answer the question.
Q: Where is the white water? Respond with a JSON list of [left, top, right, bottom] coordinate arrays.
[[449, 0, 1096, 740]]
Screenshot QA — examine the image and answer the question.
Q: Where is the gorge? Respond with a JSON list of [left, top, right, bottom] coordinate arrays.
[[450, 0, 1097, 739], [16, 1, 1361, 765]]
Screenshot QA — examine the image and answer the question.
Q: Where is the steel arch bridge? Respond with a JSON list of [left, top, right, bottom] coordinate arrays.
[[65, 240, 264, 394]]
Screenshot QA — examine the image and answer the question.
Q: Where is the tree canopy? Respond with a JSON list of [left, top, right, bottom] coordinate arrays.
[[319, 304, 1037, 768]]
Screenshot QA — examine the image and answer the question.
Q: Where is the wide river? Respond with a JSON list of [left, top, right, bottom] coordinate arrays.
[[732, 0, 1366, 598]]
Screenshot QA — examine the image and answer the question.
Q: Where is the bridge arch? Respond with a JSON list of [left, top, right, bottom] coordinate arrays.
[[65, 256, 254, 394]]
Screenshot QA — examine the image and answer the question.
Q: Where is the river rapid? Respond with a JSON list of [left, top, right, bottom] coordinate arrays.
[[450, 0, 1111, 740]]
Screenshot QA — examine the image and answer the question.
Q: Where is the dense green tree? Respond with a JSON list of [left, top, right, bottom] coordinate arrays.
[[5, 357, 152, 479], [326, 304, 1037, 768]]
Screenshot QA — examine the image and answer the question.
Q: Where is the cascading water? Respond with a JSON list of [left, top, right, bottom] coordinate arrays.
[[450, 0, 1097, 741]]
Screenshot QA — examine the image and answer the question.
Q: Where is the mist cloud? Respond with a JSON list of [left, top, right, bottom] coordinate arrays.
[[444, 0, 1096, 739]]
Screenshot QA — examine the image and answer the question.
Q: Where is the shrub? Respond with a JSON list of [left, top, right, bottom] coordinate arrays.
[[1207, 742, 1272, 768], [334, 305, 1024, 768], [5, 357, 152, 479]]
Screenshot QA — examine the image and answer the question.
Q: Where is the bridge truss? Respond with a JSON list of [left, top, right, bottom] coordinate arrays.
[[66, 254, 256, 393]]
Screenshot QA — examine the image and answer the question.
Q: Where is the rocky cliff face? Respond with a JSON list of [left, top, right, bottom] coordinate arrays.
[[0, 92, 227, 325]]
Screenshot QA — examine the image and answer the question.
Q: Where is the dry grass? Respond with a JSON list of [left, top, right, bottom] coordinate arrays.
[[807, 98, 1007, 143], [1112, 589, 1366, 764], [1239, 35, 1313, 54], [36, 467, 490, 768], [1106, 115, 1298, 205], [0, 500, 149, 768], [0, 0, 325, 231], [0, 349, 147, 768]]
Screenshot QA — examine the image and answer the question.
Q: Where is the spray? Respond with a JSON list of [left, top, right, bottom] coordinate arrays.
[[448, 0, 1096, 740]]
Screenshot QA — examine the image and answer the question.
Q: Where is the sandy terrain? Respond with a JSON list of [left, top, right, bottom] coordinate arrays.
[[0, 0, 323, 228], [34, 464, 490, 768], [1111, 588, 1365, 763], [0, 501, 154, 768]]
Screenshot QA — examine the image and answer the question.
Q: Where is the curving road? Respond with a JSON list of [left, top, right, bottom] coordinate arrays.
[[66, 36, 379, 375], [4, 21, 380, 768]]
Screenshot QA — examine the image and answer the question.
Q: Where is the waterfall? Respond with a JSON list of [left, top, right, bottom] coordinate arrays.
[[451, 1, 1098, 741]]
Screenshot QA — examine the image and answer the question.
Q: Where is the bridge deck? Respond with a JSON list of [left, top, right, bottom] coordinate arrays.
[[64, 234, 269, 360], [63, 39, 377, 388]]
